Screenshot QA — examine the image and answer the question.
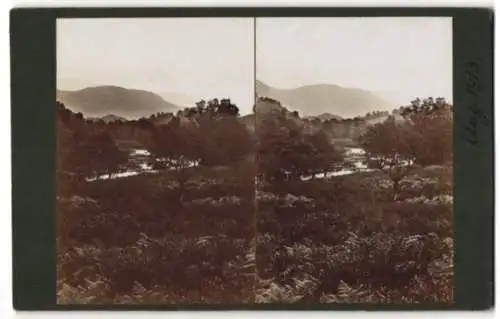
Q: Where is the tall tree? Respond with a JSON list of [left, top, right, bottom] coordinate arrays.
[[400, 97, 453, 166], [145, 118, 203, 201], [305, 131, 343, 178], [182, 98, 252, 167], [85, 132, 128, 179], [360, 97, 453, 200], [57, 101, 127, 184], [360, 117, 413, 200], [256, 101, 342, 182]]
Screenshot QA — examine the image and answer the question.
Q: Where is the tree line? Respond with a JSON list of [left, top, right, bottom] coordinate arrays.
[[58, 96, 452, 200], [57, 98, 254, 198]]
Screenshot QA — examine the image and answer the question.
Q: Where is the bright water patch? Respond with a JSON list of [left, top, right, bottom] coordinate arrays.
[[344, 147, 366, 156], [131, 149, 151, 156]]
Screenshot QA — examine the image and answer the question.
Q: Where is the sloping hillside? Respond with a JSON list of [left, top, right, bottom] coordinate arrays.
[[57, 85, 179, 119], [256, 80, 394, 118]]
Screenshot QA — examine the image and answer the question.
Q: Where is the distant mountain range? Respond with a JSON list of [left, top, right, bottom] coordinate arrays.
[[256, 80, 394, 118], [57, 85, 179, 119], [57, 81, 395, 121]]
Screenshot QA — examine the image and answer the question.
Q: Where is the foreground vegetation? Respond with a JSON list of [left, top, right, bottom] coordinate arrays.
[[57, 96, 453, 304], [255, 167, 453, 303], [57, 162, 257, 304]]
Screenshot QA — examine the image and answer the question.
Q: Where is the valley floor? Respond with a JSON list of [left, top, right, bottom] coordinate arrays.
[[57, 162, 453, 304]]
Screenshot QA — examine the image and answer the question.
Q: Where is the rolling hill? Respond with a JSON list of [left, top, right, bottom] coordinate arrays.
[[256, 80, 394, 118], [57, 85, 179, 119]]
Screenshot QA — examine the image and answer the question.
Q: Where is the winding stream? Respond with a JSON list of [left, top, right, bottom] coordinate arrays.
[[87, 146, 374, 182]]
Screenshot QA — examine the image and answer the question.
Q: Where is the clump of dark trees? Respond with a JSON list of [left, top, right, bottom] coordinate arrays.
[[359, 97, 453, 200], [256, 101, 343, 183]]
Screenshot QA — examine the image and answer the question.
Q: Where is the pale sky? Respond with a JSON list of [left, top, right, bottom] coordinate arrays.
[[257, 17, 453, 106], [58, 17, 452, 116], [57, 18, 255, 114]]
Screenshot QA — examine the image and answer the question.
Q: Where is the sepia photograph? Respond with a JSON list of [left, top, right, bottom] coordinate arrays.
[[254, 17, 453, 303], [55, 16, 453, 305], [56, 17, 257, 304]]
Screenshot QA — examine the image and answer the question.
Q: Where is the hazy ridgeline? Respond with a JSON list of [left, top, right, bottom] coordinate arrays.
[[57, 95, 453, 304]]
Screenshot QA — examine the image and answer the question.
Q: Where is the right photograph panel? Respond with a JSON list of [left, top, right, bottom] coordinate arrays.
[[254, 17, 453, 304]]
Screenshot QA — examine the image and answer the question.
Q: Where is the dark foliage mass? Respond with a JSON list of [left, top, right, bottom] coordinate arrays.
[[57, 96, 453, 304], [255, 170, 452, 303], [360, 97, 453, 167], [57, 99, 256, 304]]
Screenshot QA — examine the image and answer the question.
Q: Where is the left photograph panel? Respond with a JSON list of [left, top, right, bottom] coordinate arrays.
[[56, 18, 256, 304]]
